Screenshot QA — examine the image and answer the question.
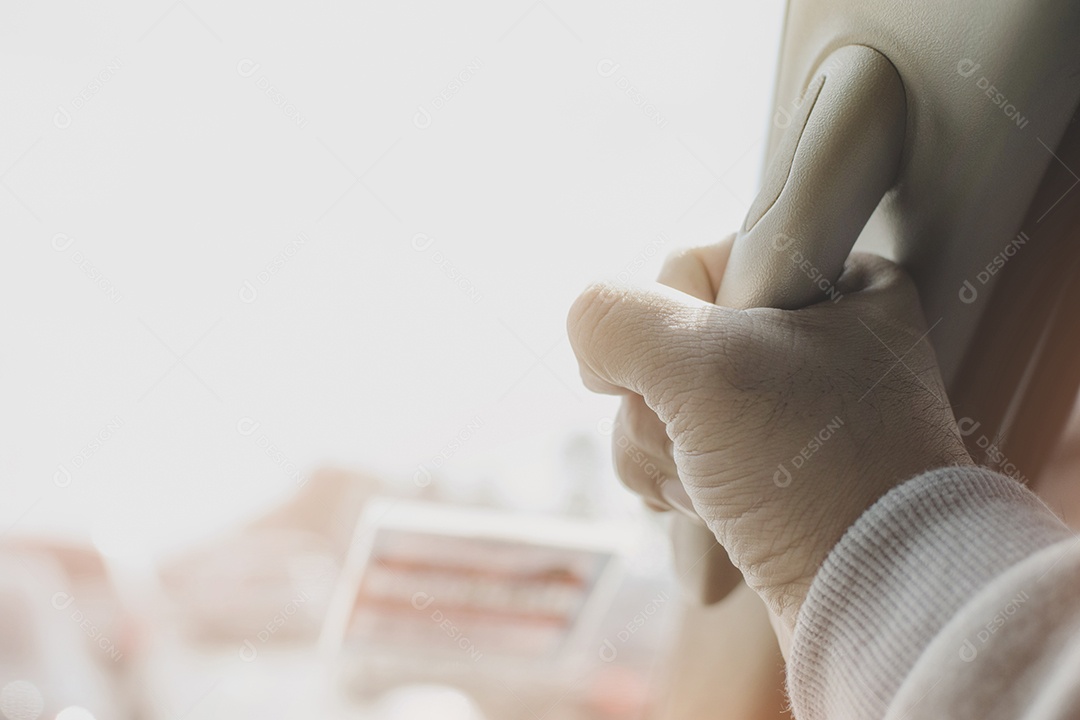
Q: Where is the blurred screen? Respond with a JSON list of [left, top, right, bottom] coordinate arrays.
[[0, 1, 784, 717]]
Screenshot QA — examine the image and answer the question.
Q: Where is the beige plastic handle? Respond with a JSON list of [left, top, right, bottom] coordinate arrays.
[[673, 45, 907, 605]]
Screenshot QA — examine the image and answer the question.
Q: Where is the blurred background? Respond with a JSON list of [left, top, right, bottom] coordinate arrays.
[[0, 1, 784, 717]]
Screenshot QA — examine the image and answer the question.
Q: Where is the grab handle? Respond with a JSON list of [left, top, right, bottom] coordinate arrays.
[[675, 45, 907, 605]]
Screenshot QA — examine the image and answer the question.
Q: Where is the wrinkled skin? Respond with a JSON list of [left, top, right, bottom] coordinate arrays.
[[567, 236, 972, 634]]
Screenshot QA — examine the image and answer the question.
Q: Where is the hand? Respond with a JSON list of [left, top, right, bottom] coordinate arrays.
[[568, 237, 972, 632], [607, 240, 738, 520]]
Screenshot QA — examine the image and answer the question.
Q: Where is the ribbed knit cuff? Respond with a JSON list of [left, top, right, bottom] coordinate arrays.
[[787, 466, 1072, 720]]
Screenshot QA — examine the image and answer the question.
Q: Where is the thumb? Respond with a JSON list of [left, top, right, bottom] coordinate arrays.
[[567, 281, 743, 406]]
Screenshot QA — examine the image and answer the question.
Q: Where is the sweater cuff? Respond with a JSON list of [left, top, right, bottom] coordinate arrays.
[[787, 466, 1072, 720]]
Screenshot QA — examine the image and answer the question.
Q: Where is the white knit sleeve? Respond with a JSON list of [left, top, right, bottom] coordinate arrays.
[[787, 466, 1080, 720]]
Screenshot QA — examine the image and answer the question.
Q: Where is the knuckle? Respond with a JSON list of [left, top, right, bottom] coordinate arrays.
[[567, 282, 620, 347]]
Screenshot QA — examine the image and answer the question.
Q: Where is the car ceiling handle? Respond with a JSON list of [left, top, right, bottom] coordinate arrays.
[[674, 44, 908, 605], [718, 44, 907, 308]]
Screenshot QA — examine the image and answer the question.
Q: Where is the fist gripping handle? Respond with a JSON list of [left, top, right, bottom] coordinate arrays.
[[672, 45, 907, 604]]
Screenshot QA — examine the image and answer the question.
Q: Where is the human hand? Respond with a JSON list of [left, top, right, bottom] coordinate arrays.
[[607, 239, 737, 521], [568, 237, 972, 632], [607, 238, 747, 605]]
